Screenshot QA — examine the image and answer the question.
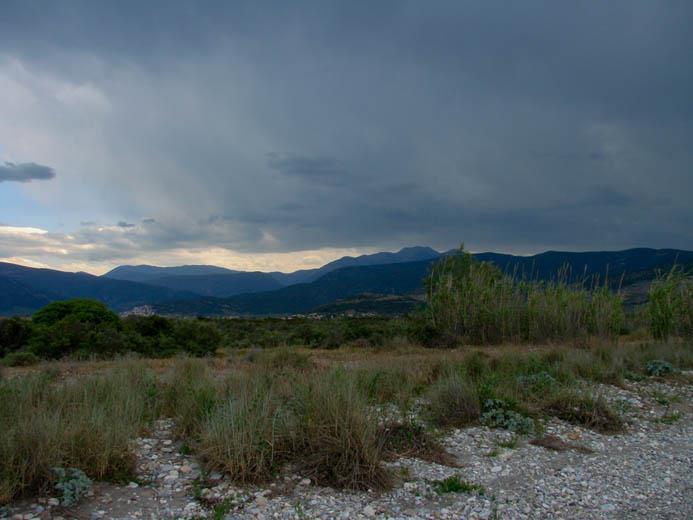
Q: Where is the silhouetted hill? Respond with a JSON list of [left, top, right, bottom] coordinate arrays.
[[0, 262, 197, 315], [103, 264, 239, 283], [474, 248, 693, 286], [153, 260, 436, 316], [270, 246, 440, 285]]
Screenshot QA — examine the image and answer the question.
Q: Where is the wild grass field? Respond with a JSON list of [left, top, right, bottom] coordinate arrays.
[[1, 339, 691, 506]]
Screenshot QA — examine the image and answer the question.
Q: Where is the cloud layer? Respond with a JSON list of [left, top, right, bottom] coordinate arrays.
[[0, 1, 691, 271], [0, 162, 55, 183]]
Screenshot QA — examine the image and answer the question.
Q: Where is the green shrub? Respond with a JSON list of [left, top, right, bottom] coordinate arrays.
[[645, 359, 674, 377], [33, 299, 119, 328], [52, 467, 92, 506], [480, 399, 534, 434], [171, 319, 222, 356], [1, 351, 40, 367]]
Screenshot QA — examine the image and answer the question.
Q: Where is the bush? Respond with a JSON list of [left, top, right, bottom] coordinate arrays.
[[0, 318, 33, 357], [426, 371, 481, 428], [170, 319, 221, 356], [52, 467, 92, 506], [1, 351, 40, 367], [480, 399, 534, 434], [33, 299, 119, 328]]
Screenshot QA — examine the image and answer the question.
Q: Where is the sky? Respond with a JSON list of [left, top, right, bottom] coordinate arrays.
[[0, 1, 691, 274]]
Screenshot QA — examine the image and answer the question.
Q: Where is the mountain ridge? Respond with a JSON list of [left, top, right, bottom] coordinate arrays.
[[2, 247, 691, 316]]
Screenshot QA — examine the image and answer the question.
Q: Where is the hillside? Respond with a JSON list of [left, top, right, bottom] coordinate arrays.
[[269, 246, 441, 285], [0, 262, 197, 315], [152, 260, 435, 316], [141, 272, 283, 298], [475, 248, 693, 287]]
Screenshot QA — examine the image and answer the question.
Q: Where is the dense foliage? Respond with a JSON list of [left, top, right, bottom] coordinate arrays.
[[0, 300, 412, 363]]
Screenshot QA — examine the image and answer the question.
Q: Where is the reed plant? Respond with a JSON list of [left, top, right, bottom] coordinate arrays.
[[426, 248, 624, 344]]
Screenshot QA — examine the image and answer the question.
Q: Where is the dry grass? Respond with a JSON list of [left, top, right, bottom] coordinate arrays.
[[0, 362, 157, 503]]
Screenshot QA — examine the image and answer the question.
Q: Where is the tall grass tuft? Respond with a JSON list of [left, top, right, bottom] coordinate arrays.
[[0, 362, 157, 504], [288, 370, 391, 490], [198, 376, 285, 484], [161, 357, 223, 438], [426, 369, 481, 428]]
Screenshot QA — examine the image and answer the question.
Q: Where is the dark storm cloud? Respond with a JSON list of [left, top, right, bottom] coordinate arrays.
[[267, 154, 347, 185], [0, 162, 56, 183], [0, 0, 691, 259]]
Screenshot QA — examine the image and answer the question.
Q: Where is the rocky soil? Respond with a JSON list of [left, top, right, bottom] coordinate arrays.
[[2, 378, 691, 520]]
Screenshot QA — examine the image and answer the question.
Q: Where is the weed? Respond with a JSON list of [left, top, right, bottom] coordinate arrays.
[[653, 412, 682, 424], [432, 475, 485, 495], [495, 436, 519, 449], [52, 467, 92, 506], [198, 376, 284, 484], [645, 360, 674, 377], [481, 400, 534, 434], [212, 498, 235, 520]]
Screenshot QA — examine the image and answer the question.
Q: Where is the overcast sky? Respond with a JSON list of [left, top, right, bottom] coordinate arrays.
[[1, 1, 691, 274]]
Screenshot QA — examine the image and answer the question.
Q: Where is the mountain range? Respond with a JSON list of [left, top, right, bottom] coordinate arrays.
[[0, 247, 691, 316]]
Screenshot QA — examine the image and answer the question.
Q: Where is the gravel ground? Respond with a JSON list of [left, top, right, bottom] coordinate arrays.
[[2, 378, 691, 519]]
